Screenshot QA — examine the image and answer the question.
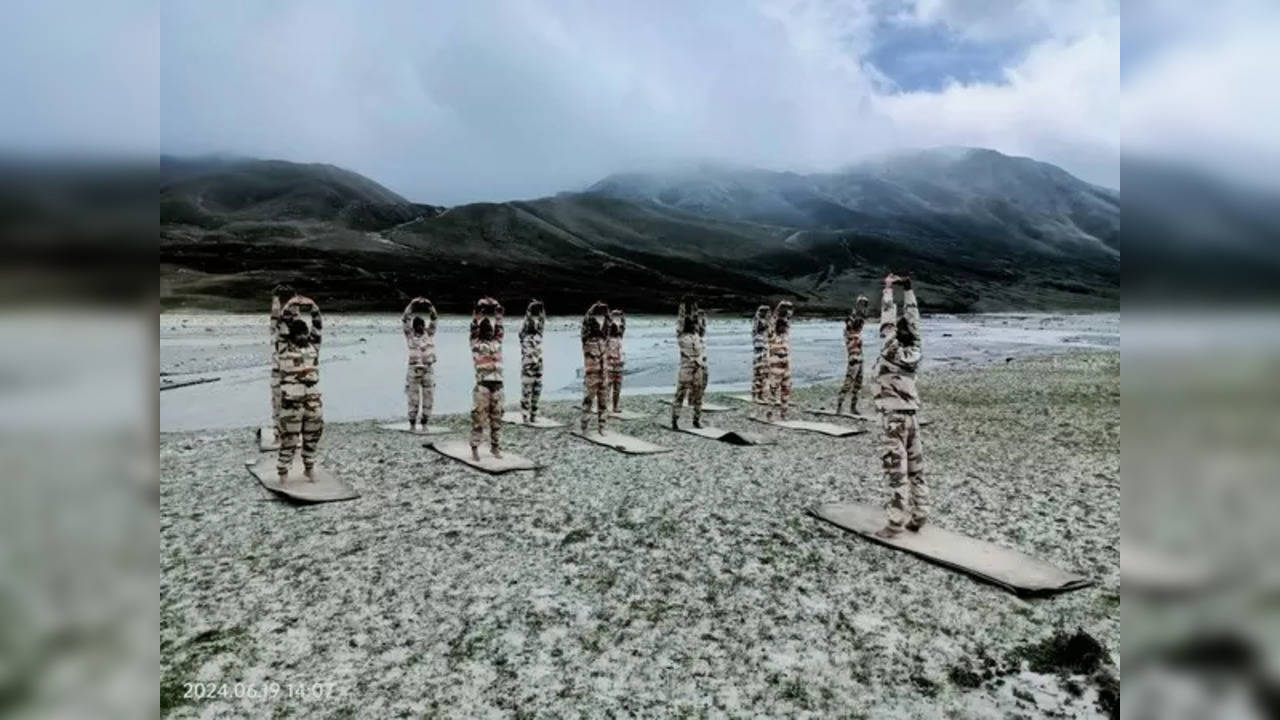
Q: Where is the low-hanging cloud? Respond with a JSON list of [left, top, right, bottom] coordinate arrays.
[[155, 0, 1126, 204]]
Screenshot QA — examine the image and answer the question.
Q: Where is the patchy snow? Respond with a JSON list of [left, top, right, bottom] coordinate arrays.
[[161, 351, 1118, 717]]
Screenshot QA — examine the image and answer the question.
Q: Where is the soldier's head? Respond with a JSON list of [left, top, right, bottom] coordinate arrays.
[[753, 305, 771, 332], [412, 316, 426, 335], [896, 316, 917, 345], [273, 283, 296, 303], [608, 309, 624, 334], [286, 318, 310, 346], [855, 295, 869, 314], [476, 298, 499, 338], [680, 309, 699, 335], [587, 302, 608, 334], [523, 302, 544, 334], [774, 301, 793, 332]]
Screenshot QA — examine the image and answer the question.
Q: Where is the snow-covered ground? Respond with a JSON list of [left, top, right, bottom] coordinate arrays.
[[160, 350, 1119, 718], [159, 312, 1117, 432]]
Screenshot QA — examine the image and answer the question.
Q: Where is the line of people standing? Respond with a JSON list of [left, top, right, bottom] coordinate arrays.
[[266, 274, 926, 537]]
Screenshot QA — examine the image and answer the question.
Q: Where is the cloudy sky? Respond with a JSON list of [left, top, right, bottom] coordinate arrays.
[[3, 1, 1274, 204], [152, 0, 1122, 203]]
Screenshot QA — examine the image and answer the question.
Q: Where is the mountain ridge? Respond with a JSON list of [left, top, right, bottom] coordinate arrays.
[[160, 148, 1119, 313]]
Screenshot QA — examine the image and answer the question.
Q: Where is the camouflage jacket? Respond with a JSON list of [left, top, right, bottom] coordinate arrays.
[[844, 313, 865, 363], [276, 296, 323, 365], [605, 312, 625, 371], [277, 342, 320, 400], [519, 308, 546, 372], [873, 286, 921, 412], [676, 302, 704, 370], [581, 303, 608, 375], [470, 301, 504, 383], [402, 299, 439, 367], [752, 307, 771, 358]]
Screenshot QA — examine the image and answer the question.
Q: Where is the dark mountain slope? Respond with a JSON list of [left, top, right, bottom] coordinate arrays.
[[160, 151, 1119, 313], [588, 148, 1119, 260]]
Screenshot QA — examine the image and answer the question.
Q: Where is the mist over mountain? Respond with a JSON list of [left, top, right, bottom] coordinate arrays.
[[160, 148, 1119, 313], [589, 148, 1118, 257]]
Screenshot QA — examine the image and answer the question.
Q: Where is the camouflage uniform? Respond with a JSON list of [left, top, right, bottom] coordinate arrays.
[[875, 284, 925, 530], [696, 310, 709, 396], [751, 305, 771, 402], [765, 301, 793, 420], [274, 295, 322, 436], [270, 294, 285, 431], [672, 300, 706, 427], [276, 329, 323, 476], [605, 309, 626, 412], [580, 302, 609, 433], [469, 298, 504, 452], [836, 296, 869, 415], [519, 301, 546, 422], [402, 298, 439, 426]]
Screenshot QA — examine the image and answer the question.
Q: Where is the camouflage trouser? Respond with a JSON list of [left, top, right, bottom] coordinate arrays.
[[521, 364, 543, 419], [278, 393, 323, 475], [406, 365, 435, 424], [882, 411, 927, 529], [837, 360, 863, 411], [470, 380, 503, 449], [581, 372, 607, 432], [751, 352, 768, 401], [607, 369, 623, 411], [766, 360, 791, 418], [673, 365, 706, 423], [270, 368, 282, 434]]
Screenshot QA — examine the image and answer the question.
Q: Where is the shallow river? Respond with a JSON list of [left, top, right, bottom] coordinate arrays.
[[159, 312, 1117, 432]]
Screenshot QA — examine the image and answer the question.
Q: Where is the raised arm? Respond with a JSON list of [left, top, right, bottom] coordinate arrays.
[[402, 298, 419, 336], [900, 278, 920, 345], [271, 295, 282, 337], [676, 297, 696, 336], [879, 276, 898, 342]]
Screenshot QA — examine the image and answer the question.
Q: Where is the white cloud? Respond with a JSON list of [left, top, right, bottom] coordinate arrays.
[[874, 19, 1120, 186], [1121, 0, 1280, 190], [150, 0, 1124, 202]]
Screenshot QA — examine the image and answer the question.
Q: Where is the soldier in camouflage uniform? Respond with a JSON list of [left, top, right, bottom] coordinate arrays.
[[696, 309, 710, 398], [751, 305, 771, 403], [469, 297, 505, 460], [764, 300, 794, 420], [605, 309, 626, 412], [276, 318, 324, 483], [268, 283, 296, 437], [519, 299, 546, 422], [835, 295, 870, 415], [402, 297, 439, 431], [580, 301, 609, 434], [274, 293, 322, 435], [671, 298, 706, 429], [873, 274, 926, 538]]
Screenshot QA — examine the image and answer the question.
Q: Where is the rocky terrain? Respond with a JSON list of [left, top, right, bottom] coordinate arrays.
[[160, 350, 1119, 718]]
